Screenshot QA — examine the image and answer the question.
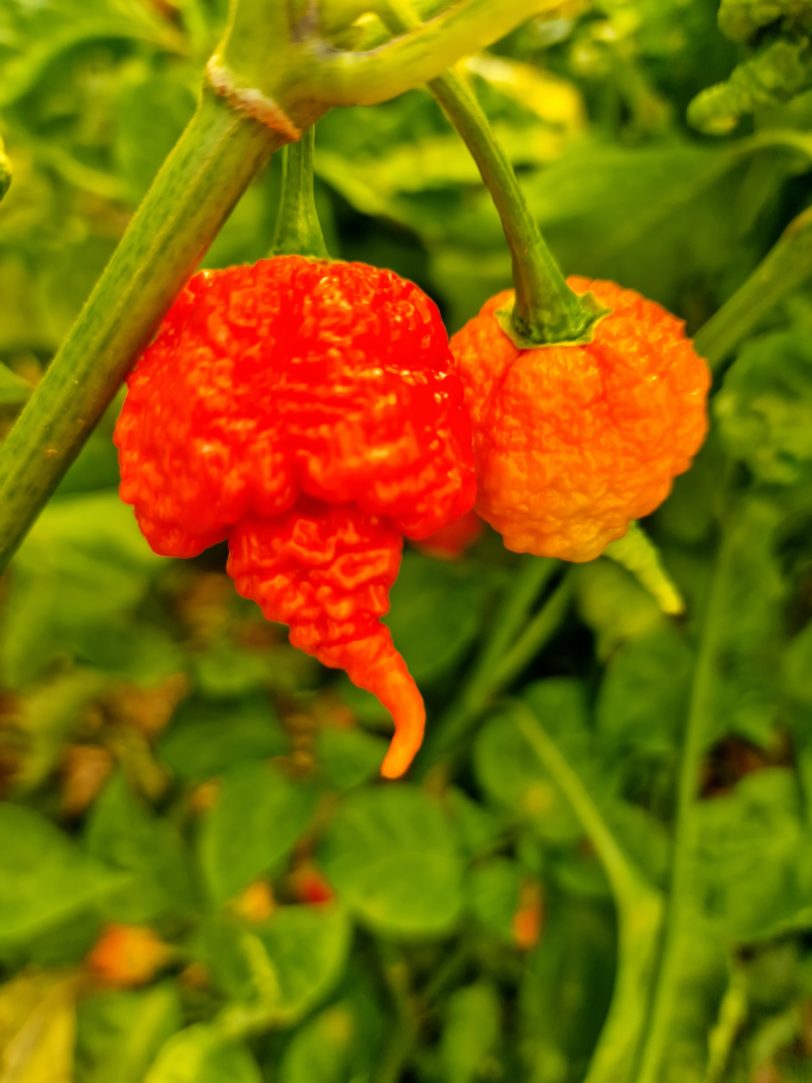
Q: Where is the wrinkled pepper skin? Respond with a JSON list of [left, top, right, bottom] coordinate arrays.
[[450, 277, 710, 563], [115, 256, 475, 778]]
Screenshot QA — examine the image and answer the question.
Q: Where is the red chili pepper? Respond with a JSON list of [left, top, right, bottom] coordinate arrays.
[[114, 256, 475, 777]]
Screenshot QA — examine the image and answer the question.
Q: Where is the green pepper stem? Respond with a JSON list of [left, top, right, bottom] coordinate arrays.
[[0, 92, 289, 572], [270, 127, 329, 259], [375, 0, 603, 344]]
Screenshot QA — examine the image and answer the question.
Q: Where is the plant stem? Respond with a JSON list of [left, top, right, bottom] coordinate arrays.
[[270, 127, 329, 258], [0, 91, 290, 572], [631, 536, 730, 1083], [421, 561, 568, 769], [695, 205, 812, 371], [513, 699, 664, 1083], [377, 0, 602, 345], [301, 0, 567, 107]]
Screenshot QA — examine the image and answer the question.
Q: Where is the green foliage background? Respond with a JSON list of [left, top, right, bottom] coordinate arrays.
[[1, 1, 812, 1080]]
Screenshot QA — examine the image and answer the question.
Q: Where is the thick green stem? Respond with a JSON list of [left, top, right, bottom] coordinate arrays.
[[0, 91, 289, 571], [299, 0, 567, 107], [271, 127, 329, 258], [694, 205, 812, 371], [377, 0, 602, 344]]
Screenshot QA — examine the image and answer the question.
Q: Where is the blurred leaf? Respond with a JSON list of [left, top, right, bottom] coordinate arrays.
[[157, 694, 288, 782], [198, 761, 318, 905], [144, 1025, 261, 1083], [465, 858, 522, 941], [439, 983, 502, 1083], [715, 329, 812, 486], [278, 1003, 359, 1083], [0, 0, 182, 107], [13, 669, 109, 792], [0, 363, 31, 405], [701, 498, 786, 746], [696, 769, 812, 940], [595, 625, 692, 765], [199, 906, 350, 1025], [475, 680, 591, 843], [318, 785, 464, 936], [190, 642, 273, 699], [0, 803, 120, 951], [0, 971, 77, 1083], [314, 726, 387, 790], [76, 984, 182, 1083], [572, 559, 665, 659], [251, 906, 351, 1023], [467, 54, 586, 131], [84, 773, 196, 922], [114, 67, 195, 200], [386, 552, 493, 684], [1, 493, 162, 687]]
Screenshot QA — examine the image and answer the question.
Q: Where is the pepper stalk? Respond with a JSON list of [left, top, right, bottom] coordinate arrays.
[[377, 0, 607, 346]]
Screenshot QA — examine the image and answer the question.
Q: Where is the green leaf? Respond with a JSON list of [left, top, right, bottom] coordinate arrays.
[[465, 858, 522, 941], [278, 1003, 359, 1083], [385, 552, 493, 684], [0, 0, 182, 107], [0, 363, 31, 405], [1, 493, 162, 687], [198, 761, 318, 905], [695, 769, 812, 940], [439, 983, 502, 1083], [318, 785, 464, 936], [572, 559, 665, 660], [254, 906, 350, 1023], [144, 1025, 262, 1083], [0, 803, 120, 952], [475, 680, 591, 843], [76, 984, 182, 1083], [314, 725, 387, 790], [701, 498, 787, 746], [0, 971, 77, 1082], [157, 694, 288, 782], [715, 329, 812, 486], [595, 626, 692, 769], [84, 773, 196, 923], [198, 906, 350, 1025], [12, 668, 110, 792]]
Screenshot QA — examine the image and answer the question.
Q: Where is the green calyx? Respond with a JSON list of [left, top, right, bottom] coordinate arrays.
[[496, 291, 612, 349]]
